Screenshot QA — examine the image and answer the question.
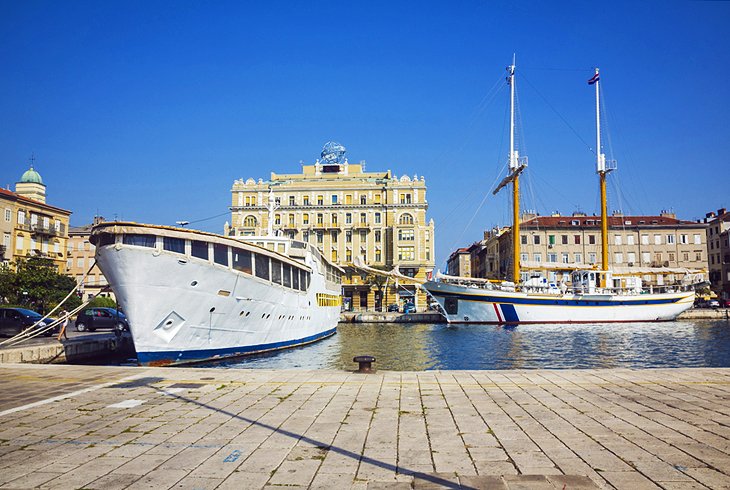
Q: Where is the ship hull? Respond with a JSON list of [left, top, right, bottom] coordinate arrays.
[[93, 225, 341, 366], [423, 281, 694, 324]]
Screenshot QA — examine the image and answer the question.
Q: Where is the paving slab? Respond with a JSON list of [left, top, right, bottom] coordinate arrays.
[[1, 364, 730, 489]]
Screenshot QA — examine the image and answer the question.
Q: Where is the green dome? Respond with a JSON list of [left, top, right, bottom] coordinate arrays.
[[20, 166, 43, 184]]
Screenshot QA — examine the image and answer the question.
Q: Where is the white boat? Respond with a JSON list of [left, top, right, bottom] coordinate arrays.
[[90, 221, 343, 366], [422, 59, 696, 324]]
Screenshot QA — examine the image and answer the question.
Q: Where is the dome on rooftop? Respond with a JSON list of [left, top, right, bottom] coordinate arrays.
[[20, 166, 43, 185]]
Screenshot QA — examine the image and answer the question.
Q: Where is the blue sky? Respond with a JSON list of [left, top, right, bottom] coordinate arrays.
[[2, 1, 728, 269]]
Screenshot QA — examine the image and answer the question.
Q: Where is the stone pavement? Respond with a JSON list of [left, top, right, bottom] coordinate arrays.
[[0, 365, 729, 489]]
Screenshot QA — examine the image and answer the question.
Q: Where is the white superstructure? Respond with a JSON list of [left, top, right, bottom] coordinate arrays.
[[91, 222, 342, 366]]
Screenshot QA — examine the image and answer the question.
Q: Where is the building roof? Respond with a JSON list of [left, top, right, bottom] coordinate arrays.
[[19, 166, 43, 185], [521, 214, 702, 229], [0, 187, 71, 215]]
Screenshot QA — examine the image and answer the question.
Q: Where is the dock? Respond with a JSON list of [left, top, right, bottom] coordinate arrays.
[[1, 364, 729, 489]]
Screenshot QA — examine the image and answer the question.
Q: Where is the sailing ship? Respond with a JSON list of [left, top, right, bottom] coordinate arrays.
[[422, 60, 697, 323], [90, 195, 343, 365]]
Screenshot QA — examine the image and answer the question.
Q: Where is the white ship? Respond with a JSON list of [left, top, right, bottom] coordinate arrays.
[[422, 59, 697, 323], [90, 221, 343, 366]]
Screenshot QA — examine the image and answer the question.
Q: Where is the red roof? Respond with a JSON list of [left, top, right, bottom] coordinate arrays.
[[521, 214, 699, 228]]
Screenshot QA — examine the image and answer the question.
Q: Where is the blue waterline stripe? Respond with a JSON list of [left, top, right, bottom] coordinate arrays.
[[434, 290, 681, 307], [137, 327, 337, 365]]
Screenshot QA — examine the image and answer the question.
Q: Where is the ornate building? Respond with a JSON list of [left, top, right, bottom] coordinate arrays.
[[66, 216, 114, 302], [228, 142, 435, 310], [0, 163, 71, 271]]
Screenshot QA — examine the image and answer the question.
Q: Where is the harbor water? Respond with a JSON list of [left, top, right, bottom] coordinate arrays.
[[197, 319, 730, 371]]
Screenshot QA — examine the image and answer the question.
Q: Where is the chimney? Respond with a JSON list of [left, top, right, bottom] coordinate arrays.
[[718, 208, 726, 216]]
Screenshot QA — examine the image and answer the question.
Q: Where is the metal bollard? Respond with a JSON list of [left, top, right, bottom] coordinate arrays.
[[353, 355, 375, 373]]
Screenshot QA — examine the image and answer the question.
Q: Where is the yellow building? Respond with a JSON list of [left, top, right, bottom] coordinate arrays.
[[66, 217, 114, 302], [0, 164, 71, 272], [228, 142, 435, 311]]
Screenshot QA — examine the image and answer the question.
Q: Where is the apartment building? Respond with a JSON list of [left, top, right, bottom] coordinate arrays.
[[0, 164, 71, 272], [705, 208, 730, 301], [446, 248, 471, 277], [66, 217, 114, 302], [472, 211, 707, 285], [228, 142, 435, 310]]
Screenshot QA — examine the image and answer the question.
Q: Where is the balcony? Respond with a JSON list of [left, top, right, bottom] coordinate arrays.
[[18, 222, 62, 237], [353, 221, 370, 230]]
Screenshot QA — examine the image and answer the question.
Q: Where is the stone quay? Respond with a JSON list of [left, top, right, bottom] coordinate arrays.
[[0, 364, 729, 489]]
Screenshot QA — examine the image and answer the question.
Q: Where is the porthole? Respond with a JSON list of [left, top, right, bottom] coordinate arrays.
[[245, 312, 250, 317], [209, 307, 216, 313], [191, 281, 198, 287], [239, 311, 245, 316]]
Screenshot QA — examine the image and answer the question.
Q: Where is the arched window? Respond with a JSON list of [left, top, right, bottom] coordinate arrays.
[[399, 213, 414, 225], [243, 215, 257, 227]]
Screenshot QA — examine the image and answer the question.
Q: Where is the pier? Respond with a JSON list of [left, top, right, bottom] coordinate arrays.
[[1, 364, 729, 489]]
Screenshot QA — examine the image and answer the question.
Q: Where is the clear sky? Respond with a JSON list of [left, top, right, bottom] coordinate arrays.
[[2, 1, 728, 269]]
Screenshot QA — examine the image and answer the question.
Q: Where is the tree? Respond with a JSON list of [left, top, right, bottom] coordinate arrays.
[[0, 257, 82, 314], [364, 265, 391, 311]]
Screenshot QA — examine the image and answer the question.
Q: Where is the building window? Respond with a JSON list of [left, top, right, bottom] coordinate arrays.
[[588, 253, 596, 264], [303, 213, 309, 225], [548, 235, 555, 245], [533, 235, 540, 245], [548, 253, 557, 262], [561, 235, 568, 245], [654, 235, 662, 245], [317, 195, 323, 205], [375, 249, 381, 262], [345, 194, 352, 205], [244, 215, 257, 227], [274, 214, 281, 225], [4, 209, 10, 222], [533, 253, 541, 262], [17, 211, 25, 225], [331, 195, 338, 205], [695, 251, 702, 261], [346, 249, 352, 262], [694, 234, 701, 244], [317, 231, 323, 244], [359, 230, 366, 242], [331, 249, 338, 262], [303, 196, 309, 206], [360, 213, 366, 224], [521, 235, 527, 245], [375, 212, 381, 224], [398, 246, 415, 261], [562, 253, 569, 263], [399, 213, 414, 225], [346, 231, 352, 243], [641, 234, 649, 245], [615, 252, 623, 264], [683, 252, 689, 261], [360, 195, 367, 205], [668, 252, 675, 262], [400, 193, 411, 204], [588, 235, 596, 245], [331, 230, 338, 243], [345, 213, 352, 224], [398, 229, 414, 241], [375, 230, 381, 242], [374, 194, 381, 204], [680, 234, 688, 244], [289, 214, 295, 225], [655, 252, 662, 263], [332, 213, 338, 225], [614, 235, 622, 246], [574, 235, 580, 245], [303, 231, 309, 242], [520, 253, 528, 262], [289, 196, 295, 206], [627, 252, 636, 264], [666, 234, 675, 244], [317, 213, 323, 225], [627, 235, 635, 245], [574, 253, 582, 263]]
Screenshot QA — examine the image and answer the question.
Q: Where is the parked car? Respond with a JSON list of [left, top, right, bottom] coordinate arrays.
[[0, 307, 55, 337], [387, 304, 400, 312], [708, 299, 720, 308], [403, 302, 416, 314], [75, 307, 129, 333]]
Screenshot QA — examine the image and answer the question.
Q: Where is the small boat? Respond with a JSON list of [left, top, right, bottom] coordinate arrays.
[[422, 58, 696, 323], [91, 211, 343, 365]]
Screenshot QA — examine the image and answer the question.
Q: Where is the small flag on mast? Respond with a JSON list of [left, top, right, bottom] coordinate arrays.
[[588, 73, 600, 85]]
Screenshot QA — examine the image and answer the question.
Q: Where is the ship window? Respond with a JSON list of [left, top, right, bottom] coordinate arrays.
[[255, 254, 270, 280], [163, 237, 185, 254], [123, 234, 156, 248], [271, 259, 282, 285], [232, 248, 252, 274], [283, 264, 292, 288], [191, 240, 208, 260], [213, 244, 228, 266], [292, 268, 300, 290], [96, 233, 115, 247], [302, 271, 310, 291]]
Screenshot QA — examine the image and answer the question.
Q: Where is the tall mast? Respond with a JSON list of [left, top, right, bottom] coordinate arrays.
[[493, 54, 526, 284], [593, 68, 609, 279]]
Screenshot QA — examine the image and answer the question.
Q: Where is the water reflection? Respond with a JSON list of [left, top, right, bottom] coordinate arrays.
[[199, 320, 730, 370]]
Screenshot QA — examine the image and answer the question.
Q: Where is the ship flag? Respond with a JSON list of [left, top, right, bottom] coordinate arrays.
[[588, 73, 600, 85]]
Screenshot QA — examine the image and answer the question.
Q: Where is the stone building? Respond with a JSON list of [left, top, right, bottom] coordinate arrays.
[[228, 142, 435, 311], [704, 207, 730, 302], [446, 248, 471, 277], [66, 217, 114, 302], [462, 211, 707, 285], [0, 164, 71, 271]]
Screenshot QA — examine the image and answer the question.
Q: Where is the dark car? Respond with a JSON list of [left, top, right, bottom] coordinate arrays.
[[387, 304, 400, 312], [75, 307, 129, 332], [403, 302, 416, 314], [0, 307, 55, 337]]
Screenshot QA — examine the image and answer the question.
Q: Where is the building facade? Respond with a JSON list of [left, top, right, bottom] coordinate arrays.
[[228, 143, 435, 311], [0, 164, 71, 271], [446, 248, 471, 277], [704, 208, 730, 301], [465, 211, 707, 285], [66, 217, 114, 302]]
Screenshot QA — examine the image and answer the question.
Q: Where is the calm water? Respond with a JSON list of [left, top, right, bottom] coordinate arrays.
[[197, 319, 730, 370]]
